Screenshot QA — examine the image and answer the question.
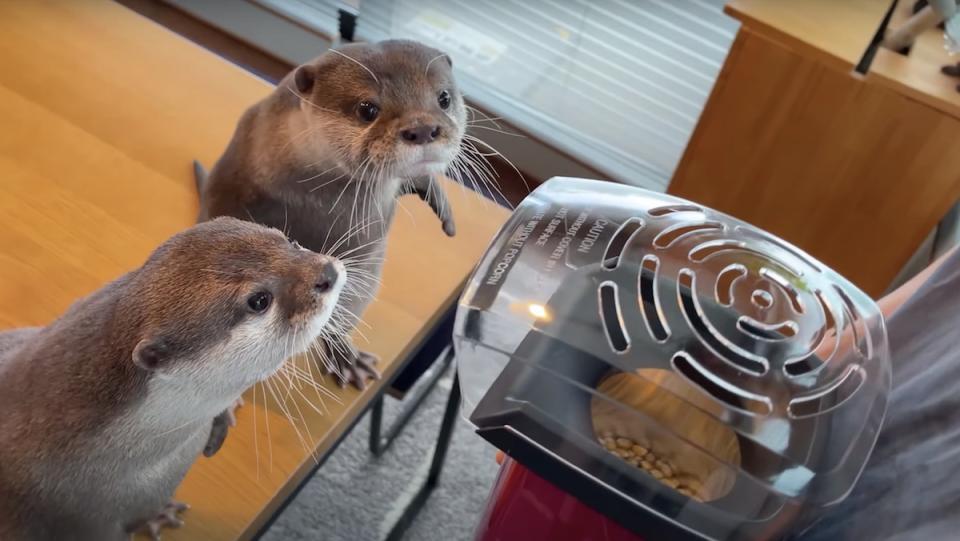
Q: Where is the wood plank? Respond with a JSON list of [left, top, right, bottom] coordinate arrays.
[[669, 27, 960, 296], [725, 0, 891, 71], [0, 1, 510, 539]]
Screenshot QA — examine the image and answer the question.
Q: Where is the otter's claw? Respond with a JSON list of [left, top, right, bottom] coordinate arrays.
[[320, 337, 381, 390], [133, 500, 189, 541], [440, 216, 456, 237], [404, 176, 456, 237], [336, 349, 381, 390], [204, 397, 244, 457]]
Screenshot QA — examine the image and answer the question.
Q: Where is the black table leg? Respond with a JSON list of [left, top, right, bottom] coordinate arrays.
[[369, 346, 454, 457], [384, 369, 461, 541], [251, 307, 462, 541]]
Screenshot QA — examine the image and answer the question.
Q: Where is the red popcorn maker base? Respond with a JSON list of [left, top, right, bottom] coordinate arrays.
[[474, 457, 644, 541]]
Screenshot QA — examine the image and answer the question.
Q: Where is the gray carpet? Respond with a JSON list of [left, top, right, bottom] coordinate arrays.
[[261, 367, 499, 541]]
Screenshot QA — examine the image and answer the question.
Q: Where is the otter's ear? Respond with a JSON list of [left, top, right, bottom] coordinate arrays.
[[443, 54, 452, 68], [133, 338, 171, 371], [294, 65, 315, 94]]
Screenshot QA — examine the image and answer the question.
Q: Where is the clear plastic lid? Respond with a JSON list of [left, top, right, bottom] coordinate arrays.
[[455, 178, 891, 539]]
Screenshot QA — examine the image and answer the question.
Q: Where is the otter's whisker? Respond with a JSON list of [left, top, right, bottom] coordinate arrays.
[[343, 272, 383, 285], [335, 236, 382, 259], [463, 138, 500, 180], [341, 255, 387, 265], [331, 172, 360, 215], [309, 342, 338, 375], [375, 158, 392, 232], [343, 281, 376, 299], [424, 53, 447, 77], [252, 382, 260, 481], [464, 133, 529, 193], [349, 167, 364, 234], [341, 268, 383, 282], [360, 164, 373, 233], [148, 417, 206, 439], [299, 352, 340, 405], [258, 382, 274, 473], [396, 190, 416, 224], [466, 123, 525, 138], [297, 165, 339, 184], [460, 139, 510, 206], [321, 219, 336, 254], [284, 369, 329, 417], [264, 378, 309, 454], [309, 172, 347, 193], [465, 104, 506, 128], [338, 290, 361, 301], [445, 152, 471, 204], [346, 156, 375, 233], [350, 326, 370, 344], [340, 253, 379, 272], [322, 339, 351, 376], [325, 215, 368, 255], [272, 353, 317, 456], [336, 306, 372, 333], [370, 156, 392, 231], [284, 84, 338, 114], [199, 268, 240, 277], [451, 151, 488, 208], [361, 161, 374, 230], [338, 214, 377, 250], [281, 123, 317, 154], [285, 391, 318, 460], [462, 147, 508, 207], [328, 49, 381, 86], [285, 329, 300, 390], [280, 360, 299, 396], [293, 366, 338, 404], [368, 170, 379, 233]]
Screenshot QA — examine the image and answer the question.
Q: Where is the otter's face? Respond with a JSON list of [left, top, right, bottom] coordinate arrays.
[[293, 40, 466, 184], [131, 218, 346, 396]]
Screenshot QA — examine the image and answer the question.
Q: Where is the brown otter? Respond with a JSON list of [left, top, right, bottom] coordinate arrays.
[[195, 39, 468, 389], [0, 217, 345, 540]]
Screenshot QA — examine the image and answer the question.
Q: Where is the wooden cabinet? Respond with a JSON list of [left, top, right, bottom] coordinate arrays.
[[669, 0, 960, 296]]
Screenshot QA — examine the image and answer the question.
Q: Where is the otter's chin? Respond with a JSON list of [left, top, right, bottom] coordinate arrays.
[[394, 141, 460, 180], [407, 160, 449, 178]]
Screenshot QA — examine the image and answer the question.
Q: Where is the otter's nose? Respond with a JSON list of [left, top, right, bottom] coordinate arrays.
[[400, 125, 441, 145], [315, 263, 340, 294]]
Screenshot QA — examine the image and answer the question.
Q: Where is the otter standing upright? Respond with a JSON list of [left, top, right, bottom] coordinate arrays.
[[195, 40, 465, 388], [0, 218, 346, 540]]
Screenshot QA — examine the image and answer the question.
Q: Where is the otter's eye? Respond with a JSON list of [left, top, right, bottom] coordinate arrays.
[[437, 90, 451, 110], [357, 101, 379, 123], [247, 291, 273, 313]]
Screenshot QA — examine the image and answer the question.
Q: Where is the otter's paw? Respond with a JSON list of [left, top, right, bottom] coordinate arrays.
[[204, 397, 244, 457], [133, 500, 189, 541], [441, 215, 456, 237], [224, 396, 244, 426], [333, 349, 381, 390]]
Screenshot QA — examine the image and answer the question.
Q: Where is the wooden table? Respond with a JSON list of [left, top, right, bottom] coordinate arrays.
[[0, 1, 509, 539], [669, 0, 960, 297], [721, 0, 891, 71], [869, 0, 960, 120]]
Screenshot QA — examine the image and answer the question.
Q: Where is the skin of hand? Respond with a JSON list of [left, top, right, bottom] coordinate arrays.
[[879, 245, 958, 318]]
